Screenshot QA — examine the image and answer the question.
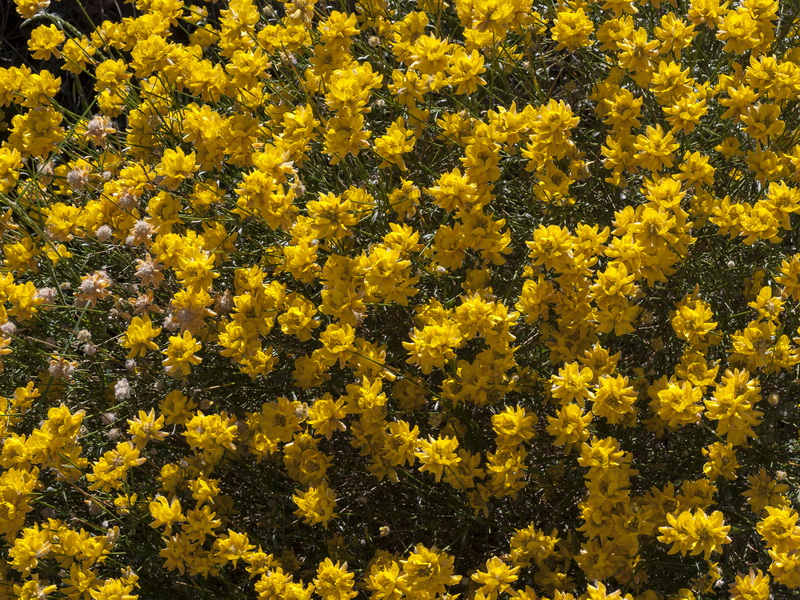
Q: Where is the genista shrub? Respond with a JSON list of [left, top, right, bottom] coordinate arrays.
[[2, 0, 800, 598]]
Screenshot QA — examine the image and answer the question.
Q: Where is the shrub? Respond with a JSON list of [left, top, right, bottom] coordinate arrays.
[[1, 1, 800, 599]]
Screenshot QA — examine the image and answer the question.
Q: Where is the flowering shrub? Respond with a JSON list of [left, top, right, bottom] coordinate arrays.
[[1, 0, 800, 598]]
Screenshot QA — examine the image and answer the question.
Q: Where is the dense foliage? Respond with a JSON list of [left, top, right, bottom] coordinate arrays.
[[2, 0, 800, 599]]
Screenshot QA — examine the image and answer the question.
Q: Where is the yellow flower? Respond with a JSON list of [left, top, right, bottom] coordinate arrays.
[[757, 506, 800, 553], [717, 8, 762, 53], [546, 402, 592, 449], [658, 509, 731, 560], [651, 379, 703, 428], [3, 236, 40, 274], [401, 544, 461, 596], [551, 8, 594, 51], [120, 316, 162, 359], [387, 179, 421, 220], [740, 103, 785, 143], [374, 117, 416, 171], [742, 469, 789, 515], [471, 556, 520, 600], [214, 530, 254, 568], [127, 409, 167, 447], [149, 496, 184, 534], [550, 361, 594, 405], [688, 0, 730, 27], [175, 248, 218, 293], [308, 393, 347, 439], [603, 88, 642, 130], [415, 435, 461, 482], [257, 396, 307, 445], [634, 125, 680, 172], [183, 411, 238, 464], [156, 147, 199, 189], [366, 556, 403, 600], [318, 10, 360, 50], [293, 482, 339, 528], [319, 322, 356, 367], [702, 442, 739, 480], [446, 48, 486, 95], [403, 319, 463, 374], [27, 24, 65, 60], [578, 435, 626, 473], [591, 374, 637, 425], [307, 191, 360, 240], [655, 13, 697, 57], [729, 569, 771, 600], [8, 524, 51, 576], [492, 405, 537, 446], [671, 292, 717, 345], [278, 293, 320, 342], [87, 441, 147, 492], [617, 27, 660, 78], [159, 390, 197, 426], [162, 330, 202, 378], [409, 34, 453, 75]]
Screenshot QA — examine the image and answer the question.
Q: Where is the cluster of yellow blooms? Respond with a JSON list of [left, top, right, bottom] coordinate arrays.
[[2, 0, 800, 599]]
